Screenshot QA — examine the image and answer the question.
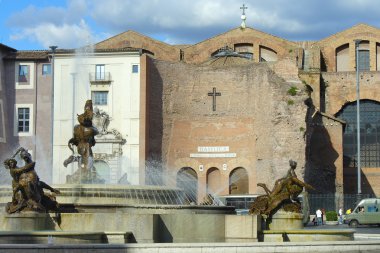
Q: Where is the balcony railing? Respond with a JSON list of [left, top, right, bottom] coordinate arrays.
[[89, 72, 112, 84]]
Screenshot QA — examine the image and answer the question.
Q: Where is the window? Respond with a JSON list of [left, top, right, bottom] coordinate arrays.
[[132, 64, 139, 73], [336, 44, 350, 72], [42, 64, 51, 75], [260, 46, 278, 62], [18, 108, 30, 133], [336, 100, 380, 168], [95, 65, 105, 80], [16, 62, 34, 89], [18, 65, 28, 82], [358, 50, 370, 71], [92, 91, 108, 105], [19, 65, 28, 76]]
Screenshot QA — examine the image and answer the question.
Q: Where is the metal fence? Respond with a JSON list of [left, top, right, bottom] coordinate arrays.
[[308, 193, 377, 213]]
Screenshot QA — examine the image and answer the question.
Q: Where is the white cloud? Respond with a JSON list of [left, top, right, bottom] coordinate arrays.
[[5, 0, 380, 49], [10, 19, 99, 49]]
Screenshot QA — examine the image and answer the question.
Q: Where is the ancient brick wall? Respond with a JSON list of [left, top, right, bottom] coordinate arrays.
[[182, 27, 298, 64], [322, 72, 380, 115], [96, 30, 179, 62], [316, 24, 380, 72], [146, 58, 308, 197]]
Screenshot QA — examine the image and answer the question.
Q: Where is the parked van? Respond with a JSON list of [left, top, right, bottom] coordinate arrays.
[[345, 198, 380, 227]]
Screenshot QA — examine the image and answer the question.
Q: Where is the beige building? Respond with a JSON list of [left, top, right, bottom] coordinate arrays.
[[103, 24, 380, 204]]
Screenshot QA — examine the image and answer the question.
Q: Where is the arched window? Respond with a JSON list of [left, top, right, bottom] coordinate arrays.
[[336, 100, 380, 168], [234, 43, 253, 59], [259, 46, 277, 62], [357, 41, 370, 71], [229, 167, 249, 194], [177, 167, 198, 203], [336, 43, 350, 72], [93, 160, 111, 183], [206, 167, 221, 194]]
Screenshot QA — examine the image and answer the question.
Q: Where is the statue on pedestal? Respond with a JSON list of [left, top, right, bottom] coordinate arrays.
[[3, 147, 60, 214], [64, 100, 104, 183], [250, 160, 314, 216]]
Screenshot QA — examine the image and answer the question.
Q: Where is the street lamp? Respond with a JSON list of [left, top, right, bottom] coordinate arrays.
[[49, 45, 57, 182], [354, 39, 361, 202]]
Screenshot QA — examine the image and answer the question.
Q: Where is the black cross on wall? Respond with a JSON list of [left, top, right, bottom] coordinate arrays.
[[208, 87, 221, 111]]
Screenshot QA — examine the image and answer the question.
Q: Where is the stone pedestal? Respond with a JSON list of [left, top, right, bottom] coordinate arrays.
[[267, 211, 303, 230], [1, 212, 55, 231]]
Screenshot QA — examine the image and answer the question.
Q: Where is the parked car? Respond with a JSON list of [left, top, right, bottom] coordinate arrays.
[[345, 198, 380, 227]]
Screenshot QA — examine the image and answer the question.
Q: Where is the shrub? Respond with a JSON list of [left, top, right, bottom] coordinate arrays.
[[287, 100, 294, 105], [326, 211, 338, 221], [287, 86, 298, 96]]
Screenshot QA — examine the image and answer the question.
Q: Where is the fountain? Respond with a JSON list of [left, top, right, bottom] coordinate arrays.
[[249, 160, 354, 242], [0, 100, 242, 244]]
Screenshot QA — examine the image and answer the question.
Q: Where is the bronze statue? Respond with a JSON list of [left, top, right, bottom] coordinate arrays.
[[64, 100, 104, 183], [3, 147, 60, 214], [250, 160, 314, 216]]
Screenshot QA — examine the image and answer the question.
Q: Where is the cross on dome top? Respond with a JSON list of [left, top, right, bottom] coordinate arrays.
[[240, 4, 248, 29]]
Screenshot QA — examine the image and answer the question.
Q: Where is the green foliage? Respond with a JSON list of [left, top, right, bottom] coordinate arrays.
[[326, 211, 338, 221], [287, 100, 294, 105], [299, 127, 305, 132], [287, 86, 298, 96]]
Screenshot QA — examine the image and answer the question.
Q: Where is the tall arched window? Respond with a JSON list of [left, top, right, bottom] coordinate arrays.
[[336, 100, 380, 168], [206, 167, 221, 195], [177, 167, 198, 203], [336, 43, 350, 72], [229, 167, 249, 194]]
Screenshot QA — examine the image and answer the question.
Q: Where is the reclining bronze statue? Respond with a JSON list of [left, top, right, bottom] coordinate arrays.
[[249, 160, 314, 216], [3, 147, 60, 214]]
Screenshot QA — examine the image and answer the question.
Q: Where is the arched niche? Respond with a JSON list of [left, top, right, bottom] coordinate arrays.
[[229, 167, 249, 194], [259, 46, 277, 62], [206, 167, 221, 195], [336, 43, 350, 72], [177, 167, 198, 203]]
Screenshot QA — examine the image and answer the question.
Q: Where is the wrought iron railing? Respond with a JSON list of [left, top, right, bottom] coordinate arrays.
[[89, 72, 112, 83]]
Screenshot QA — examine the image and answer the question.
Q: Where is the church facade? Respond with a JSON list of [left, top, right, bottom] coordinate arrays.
[[1, 24, 380, 207]]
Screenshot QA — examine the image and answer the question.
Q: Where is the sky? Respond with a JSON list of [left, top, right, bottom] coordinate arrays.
[[0, 0, 380, 50]]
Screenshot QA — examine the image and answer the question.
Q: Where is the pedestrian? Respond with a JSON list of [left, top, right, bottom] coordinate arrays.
[[321, 208, 326, 225], [316, 208, 322, 226], [338, 207, 343, 224]]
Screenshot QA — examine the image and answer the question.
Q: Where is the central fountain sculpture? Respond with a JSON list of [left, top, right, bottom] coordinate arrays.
[[64, 100, 104, 183]]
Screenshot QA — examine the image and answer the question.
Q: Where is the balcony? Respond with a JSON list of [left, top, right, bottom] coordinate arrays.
[[89, 72, 112, 84]]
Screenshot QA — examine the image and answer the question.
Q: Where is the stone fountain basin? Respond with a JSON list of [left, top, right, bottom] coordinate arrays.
[[0, 230, 132, 244], [261, 229, 355, 242]]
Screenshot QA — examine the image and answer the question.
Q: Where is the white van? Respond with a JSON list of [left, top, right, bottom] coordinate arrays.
[[345, 198, 380, 227]]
